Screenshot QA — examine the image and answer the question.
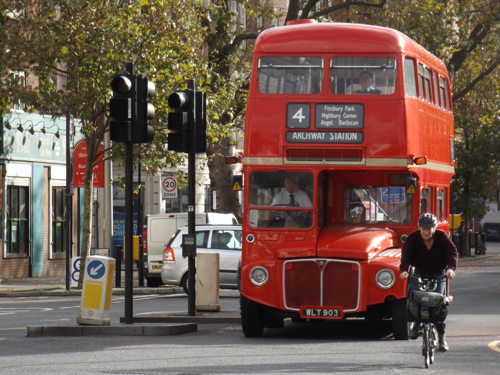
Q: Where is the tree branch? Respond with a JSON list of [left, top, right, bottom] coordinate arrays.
[[224, 32, 260, 56], [453, 59, 498, 102], [448, 23, 493, 74], [304, 0, 387, 20]]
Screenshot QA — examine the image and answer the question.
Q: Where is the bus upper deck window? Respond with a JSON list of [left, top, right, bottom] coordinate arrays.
[[258, 56, 324, 94], [331, 57, 396, 95], [404, 58, 417, 97]]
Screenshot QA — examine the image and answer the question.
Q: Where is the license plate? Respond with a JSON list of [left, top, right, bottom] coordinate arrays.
[[153, 265, 162, 270], [300, 306, 344, 319]]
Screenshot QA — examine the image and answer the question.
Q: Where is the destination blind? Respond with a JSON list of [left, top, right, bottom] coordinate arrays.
[[315, 104, 364, 129], [286, 131, 363, 143]]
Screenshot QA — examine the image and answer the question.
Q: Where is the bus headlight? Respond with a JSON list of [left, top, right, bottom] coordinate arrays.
[[249, 266, 269, 286], [376, 269, 395, 289]]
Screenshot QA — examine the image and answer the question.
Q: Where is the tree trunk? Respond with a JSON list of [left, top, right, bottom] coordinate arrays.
[[206, 137, 241, 219]]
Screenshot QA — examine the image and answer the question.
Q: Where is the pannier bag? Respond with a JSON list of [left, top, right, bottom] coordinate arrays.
[[406, 290, 448, 323]]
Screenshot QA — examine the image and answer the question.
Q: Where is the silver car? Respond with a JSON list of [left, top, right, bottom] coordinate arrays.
[[160, 225, 242, 293]]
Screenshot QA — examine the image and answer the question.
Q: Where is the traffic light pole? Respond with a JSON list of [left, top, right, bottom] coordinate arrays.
[[187, 79, 196, 316], [167, 79, 207, 316], [124, 62, 134, 324]]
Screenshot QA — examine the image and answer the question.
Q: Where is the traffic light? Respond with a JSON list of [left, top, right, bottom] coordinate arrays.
[[134, 75, 155, 143], [110, 74, 135, 143], [167, 90, 193, 153], [195, 91, 206, 153]]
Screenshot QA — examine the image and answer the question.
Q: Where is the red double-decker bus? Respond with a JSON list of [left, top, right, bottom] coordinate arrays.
[[240, 20, 454, 339]]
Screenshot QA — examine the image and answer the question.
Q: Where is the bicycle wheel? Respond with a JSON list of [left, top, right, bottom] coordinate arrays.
[[430, 326, 438, 364], [423, 327, 431, 368]]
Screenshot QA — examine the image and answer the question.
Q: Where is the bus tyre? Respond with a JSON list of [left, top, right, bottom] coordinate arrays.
[[241, 296, 264, 337], [391, 298, 410, 340]]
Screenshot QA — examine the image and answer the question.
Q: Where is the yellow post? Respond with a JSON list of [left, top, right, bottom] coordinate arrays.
[[122, 235, 140, 261]]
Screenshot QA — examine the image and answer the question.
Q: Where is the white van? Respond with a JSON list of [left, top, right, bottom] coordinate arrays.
[[143, 212, 238, 287]]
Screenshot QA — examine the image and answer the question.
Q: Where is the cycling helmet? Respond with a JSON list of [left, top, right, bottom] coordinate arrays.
[[418, 213, 438, 228]]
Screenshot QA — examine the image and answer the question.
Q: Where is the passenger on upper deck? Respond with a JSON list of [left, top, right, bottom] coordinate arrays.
[[346, 71, 381, 95]]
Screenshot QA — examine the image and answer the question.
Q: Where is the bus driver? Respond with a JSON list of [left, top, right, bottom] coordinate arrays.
[[271, 174, 312, 207]]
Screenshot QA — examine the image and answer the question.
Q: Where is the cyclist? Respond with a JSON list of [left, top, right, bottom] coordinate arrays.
[[399, 213, 458, 351]]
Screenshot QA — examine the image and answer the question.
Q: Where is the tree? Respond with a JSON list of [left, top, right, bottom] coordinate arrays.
[[1, 0, 206, 284]]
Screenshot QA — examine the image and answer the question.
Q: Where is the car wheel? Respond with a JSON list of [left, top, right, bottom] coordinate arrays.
[[181, 273, 189, 294], [391, 298, 410, 340], [240, 296, 264, 337], [146, 277, 162, 288]]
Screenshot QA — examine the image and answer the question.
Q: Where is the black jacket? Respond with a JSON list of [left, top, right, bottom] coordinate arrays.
[[400, 229, 458, 273]]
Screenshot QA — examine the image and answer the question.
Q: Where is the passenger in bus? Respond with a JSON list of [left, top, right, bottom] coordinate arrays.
[[346, 71, 381, 94], [350, 205, 365, 223], [399, 213, 458, 352], [271, 174, 312, 207]]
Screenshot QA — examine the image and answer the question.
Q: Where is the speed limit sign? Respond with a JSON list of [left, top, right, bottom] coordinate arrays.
[[162, 176, 178, 199]]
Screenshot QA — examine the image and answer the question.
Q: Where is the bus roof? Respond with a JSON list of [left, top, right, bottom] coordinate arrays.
[[255, 21, 446, 72]]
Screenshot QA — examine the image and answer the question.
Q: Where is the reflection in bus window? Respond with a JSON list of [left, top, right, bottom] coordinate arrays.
[[258, 56, 323, 94], [420, 188, 429, 213], [331, 57, 396, 95], [249, 170, 313, 228], [436, 189, 445, 221], [345, 186, 412, 224]]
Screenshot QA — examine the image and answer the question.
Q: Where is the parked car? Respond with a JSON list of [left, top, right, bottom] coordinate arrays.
[[161, 225, 242, 293], [143, 212, 238, 287], [483, 223, 500, 241]]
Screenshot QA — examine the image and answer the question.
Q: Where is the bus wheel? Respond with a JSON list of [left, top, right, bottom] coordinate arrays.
[[391, 298, 410, 340], [240, 296, 264, 337]]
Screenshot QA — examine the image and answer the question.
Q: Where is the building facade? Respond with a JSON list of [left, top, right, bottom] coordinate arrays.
[[0, 112, 82, 279]]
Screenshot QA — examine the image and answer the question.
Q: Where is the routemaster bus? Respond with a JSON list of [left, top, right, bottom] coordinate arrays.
[[240, 20, 454, 339]]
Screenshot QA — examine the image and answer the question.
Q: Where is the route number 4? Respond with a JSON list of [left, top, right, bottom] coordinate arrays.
[[292, 107, 306, 123], [287, 104, 310, 128]]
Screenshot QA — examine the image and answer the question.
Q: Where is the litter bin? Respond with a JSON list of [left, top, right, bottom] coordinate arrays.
[[77, 255, 115, 326]]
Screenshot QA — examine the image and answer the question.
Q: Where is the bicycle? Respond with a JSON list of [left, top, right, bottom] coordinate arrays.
[[407, 274, 451, 368]]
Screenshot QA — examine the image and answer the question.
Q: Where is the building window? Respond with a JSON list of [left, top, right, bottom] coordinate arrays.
[[11, 70, 26, 112], [6, 185, 30, 256], [52, 187, 66, 255]]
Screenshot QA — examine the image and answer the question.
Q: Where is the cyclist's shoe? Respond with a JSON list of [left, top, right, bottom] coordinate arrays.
[[409, 323, 420, 340], [438, 333, 449, 352]]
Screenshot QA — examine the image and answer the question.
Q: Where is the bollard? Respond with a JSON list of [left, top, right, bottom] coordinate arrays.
[[77, 256, 116, 326], [196, 253, 221, 311]]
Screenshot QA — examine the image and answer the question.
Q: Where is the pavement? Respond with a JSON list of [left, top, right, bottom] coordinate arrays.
[[2, 241, 499, 337]]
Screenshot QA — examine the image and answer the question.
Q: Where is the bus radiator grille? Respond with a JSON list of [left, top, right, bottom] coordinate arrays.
[[283, 259, 360, 311]]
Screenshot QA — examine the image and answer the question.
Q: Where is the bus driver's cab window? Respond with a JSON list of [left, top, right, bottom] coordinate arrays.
[[331, 57, 396, 95], [249, 171, 313, 228]]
